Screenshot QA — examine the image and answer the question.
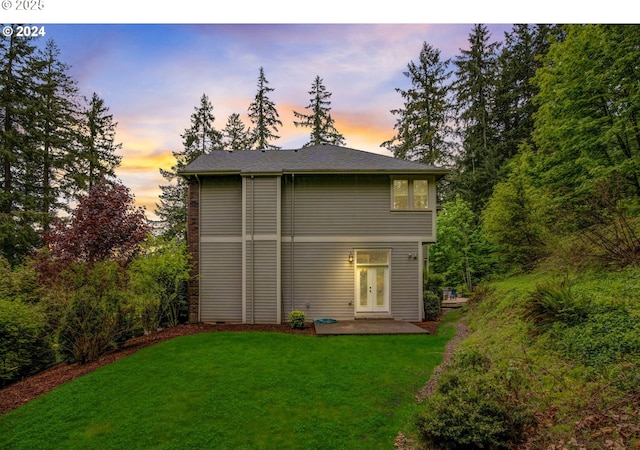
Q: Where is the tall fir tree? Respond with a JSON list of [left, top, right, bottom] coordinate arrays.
[[293, 75, 345, 147], [156, 94, 223, 239], [493, 24, 558, 164], [248, 67, 282, 150], [72, 92, 122, 197], [0, 30, 36, 215], [27, 39, 81, 229], [382, 42, 452, 165], [449, 24, 501, 213], [0, 30, 38, 264], [223, 112, 252, 150]]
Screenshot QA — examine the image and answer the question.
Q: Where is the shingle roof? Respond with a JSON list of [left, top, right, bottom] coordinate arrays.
[[179, 144, 449, 177]]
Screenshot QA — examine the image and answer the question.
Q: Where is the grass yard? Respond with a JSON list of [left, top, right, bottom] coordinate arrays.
[[0, 317, 456, 450]]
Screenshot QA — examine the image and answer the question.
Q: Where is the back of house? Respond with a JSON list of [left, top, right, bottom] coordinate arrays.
[[179, 144, 448, 324]]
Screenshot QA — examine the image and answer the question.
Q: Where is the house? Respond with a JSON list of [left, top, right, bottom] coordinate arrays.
[[179, 144, 448, 325]]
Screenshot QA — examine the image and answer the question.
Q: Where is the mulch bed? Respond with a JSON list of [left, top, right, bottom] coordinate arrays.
[[0, 320, 441, 416]]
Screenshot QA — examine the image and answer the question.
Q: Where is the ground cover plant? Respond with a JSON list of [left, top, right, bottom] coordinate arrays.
[[414, 267, 640, 448], [0, 323, 455, 450]]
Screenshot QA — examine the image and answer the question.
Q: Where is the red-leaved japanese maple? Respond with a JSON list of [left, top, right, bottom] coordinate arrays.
[[44, 181, 150, 269]]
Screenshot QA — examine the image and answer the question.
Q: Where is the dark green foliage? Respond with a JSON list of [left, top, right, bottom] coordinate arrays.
[[248, 67, 282, 149], [128, 236, 191, 335], [416, 348, 534, 449], [56, 262, 137, 364], [431, 196, 497, 290], [524, 281, 640, 367], [288, 310, 306, 329], [0, 298, 54, 386], [449, 24, 501, 214], [424, 272, 445, 320], [293, 75, 345, 147], [156, 93, 223, 239], [382, 41, 452, 165], [482, 146, 548, 269], [222, 112, 253, 150], [554, 307, 640, 367], [73, 93, 122, 196], [522, 284, 591, 335]]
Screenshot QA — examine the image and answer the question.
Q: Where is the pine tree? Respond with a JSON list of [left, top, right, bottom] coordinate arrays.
[[293, 75, 345, 147], [248, 67, 282, 150], [449, 24, 501, 213], [382, 42, 452, 165], [156, 94, 223, 239], [72, 93, 122, 197], [223, 113, 252, 150]]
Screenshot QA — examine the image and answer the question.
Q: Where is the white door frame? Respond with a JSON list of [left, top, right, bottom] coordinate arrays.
[[354, 249, 391, 316]]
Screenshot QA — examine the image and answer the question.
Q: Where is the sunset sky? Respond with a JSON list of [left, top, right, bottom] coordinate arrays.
[[3, 4, 610, 221]]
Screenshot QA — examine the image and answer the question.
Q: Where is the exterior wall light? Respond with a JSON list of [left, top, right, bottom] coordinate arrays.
[[348, 251, 354, 263]]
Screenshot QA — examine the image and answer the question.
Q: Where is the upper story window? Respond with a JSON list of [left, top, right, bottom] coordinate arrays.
[[392, 178, 429, 210]]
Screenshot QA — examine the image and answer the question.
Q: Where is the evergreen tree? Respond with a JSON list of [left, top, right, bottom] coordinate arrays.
[[449, 24, 501, 213], [248, 67, 282, 149], [493, 24, 558, 164], [72, 93, 122, 197], [223, 113, 252, 150], [156, 94, 223, 239], [0, 30, 38, 264], [27, 39, 81, 228], [382, 42, 452, 165], [293, 75, 345, 147]]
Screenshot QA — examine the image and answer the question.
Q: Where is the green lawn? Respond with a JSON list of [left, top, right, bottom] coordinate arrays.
[[0, 318, 456, 450]]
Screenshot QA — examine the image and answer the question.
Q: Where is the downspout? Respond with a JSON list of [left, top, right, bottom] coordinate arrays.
[[195, 174, 201, 323], [251, 175, 255, 325], [291, 173, 295, 312]]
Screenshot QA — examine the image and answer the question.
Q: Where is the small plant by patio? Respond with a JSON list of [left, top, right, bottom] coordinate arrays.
[[288, 310, 306, 329]]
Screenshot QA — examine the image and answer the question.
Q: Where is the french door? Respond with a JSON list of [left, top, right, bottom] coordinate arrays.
[[355, 250, 390, 313]]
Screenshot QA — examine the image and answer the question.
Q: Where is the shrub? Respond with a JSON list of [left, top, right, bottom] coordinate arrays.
[[0, 299, 54, 386], [128, 236, 191, 334], [289, 310, 306, 329], [417, 374, 532, 449], [57, 262, 137, 364], [424, 273, 445, 321], [522, 284, 591, 335]]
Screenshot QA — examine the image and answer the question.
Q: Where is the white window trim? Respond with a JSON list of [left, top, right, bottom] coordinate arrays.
[[390, 177, 430, 211]]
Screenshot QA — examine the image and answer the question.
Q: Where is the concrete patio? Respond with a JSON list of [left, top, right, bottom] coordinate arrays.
[[314, 319, 430, 336]]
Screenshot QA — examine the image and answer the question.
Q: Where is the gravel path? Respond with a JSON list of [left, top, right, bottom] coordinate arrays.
[[395, 319, 471, 449]]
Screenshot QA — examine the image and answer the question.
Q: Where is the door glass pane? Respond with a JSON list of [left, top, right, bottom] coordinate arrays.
[[359, 269, 368, 307], [392, 179, 408, 209], [357, 250, 388, 265], [375, 269, 385, 307], [413, 180, 428, 209]]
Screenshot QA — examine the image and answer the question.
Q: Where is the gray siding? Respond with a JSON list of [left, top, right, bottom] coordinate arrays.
[[244, 176, 280, 324], [200, 176, 242, 236], [281, 242, 355, 322], [281, 241, 422, 322], [200, 242, 242, 322], [282, 174, 434, 239], [246, 240, 279, 324], [389, 242, 421, 321], [245, 176, 278, 235]]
